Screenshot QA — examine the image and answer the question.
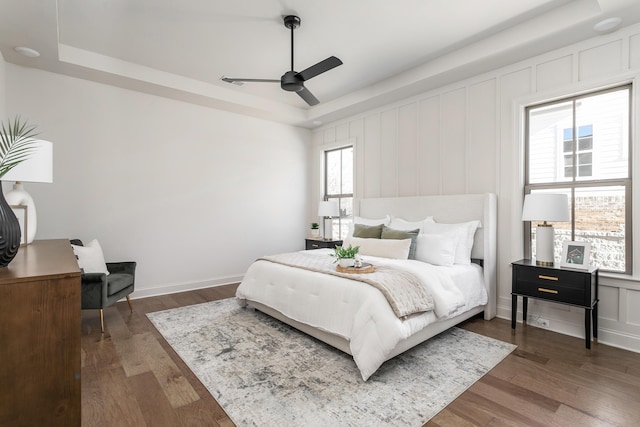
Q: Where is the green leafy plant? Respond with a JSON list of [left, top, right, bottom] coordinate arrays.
[[311, 222, 319, 230], [0, 116, 40, 179], [330, 244, 360, 263]]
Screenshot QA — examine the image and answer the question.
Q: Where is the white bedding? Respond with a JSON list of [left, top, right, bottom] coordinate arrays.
[[236, 249, 487, 381]]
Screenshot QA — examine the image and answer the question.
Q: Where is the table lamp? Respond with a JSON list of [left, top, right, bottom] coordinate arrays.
[[521, 193, 569, 266], [3, 140, 53, 244], [317, 200, 339, 240]]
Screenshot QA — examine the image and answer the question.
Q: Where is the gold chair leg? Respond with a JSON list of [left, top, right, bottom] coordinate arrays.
[[99, 309, 104, 333], [126, 295, 133, 313]]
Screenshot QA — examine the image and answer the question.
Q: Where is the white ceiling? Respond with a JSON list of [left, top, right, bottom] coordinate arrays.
[[1, 0, 639, 128]]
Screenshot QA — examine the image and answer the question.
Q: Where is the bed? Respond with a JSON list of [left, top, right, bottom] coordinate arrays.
[[236, 193, 497, 381]]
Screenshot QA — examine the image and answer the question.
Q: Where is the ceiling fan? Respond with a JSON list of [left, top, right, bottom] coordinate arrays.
[[222, 15, 343, 106]]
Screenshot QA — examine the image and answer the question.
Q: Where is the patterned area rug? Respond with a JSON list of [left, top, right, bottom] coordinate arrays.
[[148, 298, 515, 427]]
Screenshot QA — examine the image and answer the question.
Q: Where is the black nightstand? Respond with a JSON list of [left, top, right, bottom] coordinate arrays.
[[511, 259, 599, 349], [305, 238, 343, 250]]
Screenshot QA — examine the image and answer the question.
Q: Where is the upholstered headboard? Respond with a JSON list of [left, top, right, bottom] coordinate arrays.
[[356, 193, 497, 319]]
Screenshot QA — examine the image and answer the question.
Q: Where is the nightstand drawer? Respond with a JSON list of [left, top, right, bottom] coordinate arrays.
[[512, 262, 594, 307], [514, 279, 587, 306], [516, 267, 586, 289], [305, 239, 343, 250]]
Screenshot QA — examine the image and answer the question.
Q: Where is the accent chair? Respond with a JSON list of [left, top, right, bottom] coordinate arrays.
[[70, 239, 136, 333]]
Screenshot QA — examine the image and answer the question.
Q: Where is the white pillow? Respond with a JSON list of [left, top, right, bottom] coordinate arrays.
[[415, 233, 458, 266], [71, 239, 110, 275], [389, 216, 434, 231], [348, 215, 391, 236], [344, 236, 411, 260], [421, 220, 480, 265]]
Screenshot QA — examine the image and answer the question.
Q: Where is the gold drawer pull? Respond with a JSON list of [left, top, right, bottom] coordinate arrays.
[[311, 244, 320, 248], [538, 275, 559, 281], [538, 287, 559, 294]]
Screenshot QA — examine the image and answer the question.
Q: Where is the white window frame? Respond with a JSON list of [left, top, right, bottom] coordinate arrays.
[[523, 83, 632, 274]]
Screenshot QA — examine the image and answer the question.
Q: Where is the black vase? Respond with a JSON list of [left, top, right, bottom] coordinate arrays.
[[0, 183, 21, 267]]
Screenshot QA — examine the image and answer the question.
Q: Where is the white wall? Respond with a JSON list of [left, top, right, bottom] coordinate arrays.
[[311, 23, 640, 352], [0, 51, 6, 118], [4, 63, 311, 298]]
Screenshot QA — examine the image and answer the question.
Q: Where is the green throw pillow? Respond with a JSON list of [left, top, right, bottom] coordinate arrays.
[[381, 226, 420, 259], [353, 223, 384, 238]]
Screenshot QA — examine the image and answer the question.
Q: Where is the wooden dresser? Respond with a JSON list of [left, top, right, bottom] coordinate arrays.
[[0, 239, 81, 426]]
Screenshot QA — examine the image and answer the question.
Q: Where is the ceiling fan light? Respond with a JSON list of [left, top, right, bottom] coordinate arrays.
[[281, 71, 303, 92]]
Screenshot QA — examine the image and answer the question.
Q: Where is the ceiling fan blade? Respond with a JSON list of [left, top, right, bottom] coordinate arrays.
[[296, 56, 343, 81], [221, 77, 280, 83], [297, 87, 319, 106]]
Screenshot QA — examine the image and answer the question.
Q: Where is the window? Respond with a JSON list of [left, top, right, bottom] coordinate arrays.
[[324, 145, 353, 240], [563, 125, 593, 178], [525, 85, 631, 273]]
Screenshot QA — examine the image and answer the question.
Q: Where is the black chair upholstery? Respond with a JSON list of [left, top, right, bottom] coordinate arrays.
[[71, 239, 136, 333]]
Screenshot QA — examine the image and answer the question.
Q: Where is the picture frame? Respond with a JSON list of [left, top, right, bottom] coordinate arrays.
[[561, 241, 591, 270], [10, 205, 28, 246]]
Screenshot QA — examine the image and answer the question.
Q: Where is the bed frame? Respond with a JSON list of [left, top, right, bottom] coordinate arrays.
[[247, 193, 497, 360]]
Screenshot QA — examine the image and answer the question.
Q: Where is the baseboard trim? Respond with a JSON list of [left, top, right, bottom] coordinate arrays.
[[597, 328, 640, 353], [496, 304, 640, 353], [129, 275, 243, 300]]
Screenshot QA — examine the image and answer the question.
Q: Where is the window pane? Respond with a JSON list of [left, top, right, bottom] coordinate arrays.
[[339, 196, 353, 218], [579, 165, 592, 176], [528, 101, 572, 184], [578, 125, 593, 138], [331, 196, 353, 240], [578, 153, 592, 164], [563, 128, 573, 140], [326, 150, 341, 195], [579, 137, 593, 151], [341, 147, 353, 194], [575, 186, 625, 272], [575, 89, 629, 181]]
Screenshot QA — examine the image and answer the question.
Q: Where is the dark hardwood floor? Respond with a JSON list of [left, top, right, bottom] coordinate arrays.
[[81, 284, 640, 426]]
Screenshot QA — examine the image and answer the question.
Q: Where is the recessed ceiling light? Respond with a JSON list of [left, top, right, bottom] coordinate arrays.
[[593, 17, 622, 34], [14, 46, 40, 58]]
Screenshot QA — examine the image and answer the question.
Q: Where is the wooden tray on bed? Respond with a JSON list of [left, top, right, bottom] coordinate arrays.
[[336, 263, 374, 274]]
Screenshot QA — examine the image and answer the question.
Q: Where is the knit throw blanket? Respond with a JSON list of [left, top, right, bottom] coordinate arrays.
[[258, 252, 434, 318]]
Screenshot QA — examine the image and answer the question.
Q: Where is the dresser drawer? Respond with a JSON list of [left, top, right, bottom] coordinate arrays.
[[513, 265, 592, 306]]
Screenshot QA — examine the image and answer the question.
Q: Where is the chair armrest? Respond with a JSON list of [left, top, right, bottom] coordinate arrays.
[[106, 262, 136, 276], [80, 273, 108, 309], [82, 272, 107, 284]]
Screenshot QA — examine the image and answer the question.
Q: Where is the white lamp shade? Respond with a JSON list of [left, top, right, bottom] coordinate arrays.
[[3, 139, 53, 244], [318, 200, 339, 217], [521, 193, 569, 223], [2, 140, 53, 183]]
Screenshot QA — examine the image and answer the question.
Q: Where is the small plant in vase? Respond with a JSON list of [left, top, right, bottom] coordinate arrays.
[[310, 222, 320, 238], [330, 244, 360, 268]]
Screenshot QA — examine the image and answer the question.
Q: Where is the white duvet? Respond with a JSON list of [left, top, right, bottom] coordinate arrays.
[[235, 249, 487, 380]]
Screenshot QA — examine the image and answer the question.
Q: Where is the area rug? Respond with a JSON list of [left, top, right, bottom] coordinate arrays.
[[147, 298, 515, 427]]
